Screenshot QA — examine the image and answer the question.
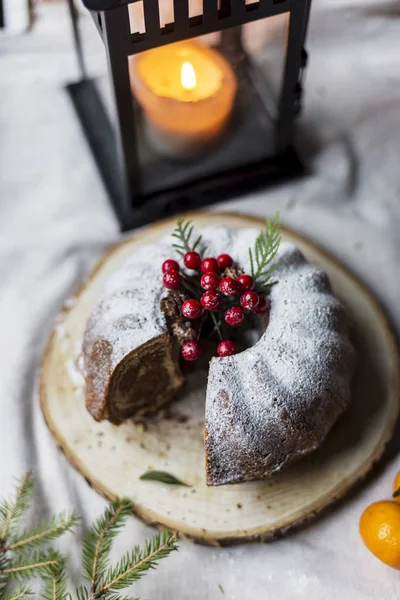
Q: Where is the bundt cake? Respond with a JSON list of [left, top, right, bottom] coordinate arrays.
[[82, 225, 356, 485]]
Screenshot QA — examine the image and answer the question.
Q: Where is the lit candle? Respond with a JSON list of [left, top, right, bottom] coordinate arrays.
[[129, 41, 237, 155]]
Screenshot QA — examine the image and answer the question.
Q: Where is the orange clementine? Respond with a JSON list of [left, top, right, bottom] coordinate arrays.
[[359, 501, 400, 569], [393, 472, 400, 503]]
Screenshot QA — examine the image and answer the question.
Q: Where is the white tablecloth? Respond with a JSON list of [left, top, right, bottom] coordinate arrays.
[[1, 1, 400, 598]]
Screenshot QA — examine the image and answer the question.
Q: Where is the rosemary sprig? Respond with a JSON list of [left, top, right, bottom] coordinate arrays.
[[249, 212, 282, 292], [171, 220, 205, 257]]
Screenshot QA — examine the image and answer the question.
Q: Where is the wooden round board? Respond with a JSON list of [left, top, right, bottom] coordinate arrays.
[[40, 212, 400, 546]]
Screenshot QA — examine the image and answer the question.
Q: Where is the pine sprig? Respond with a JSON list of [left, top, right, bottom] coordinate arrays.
[[1, 550, 63, 582], [94, 530, 178, 597], [171, 220, 204, 257], [0, 473, 34, 541], [82, 498, 132, 588], [7, 513, 79, 555], [41, 561, 69, 600], [75, 586, 89, 600], [249, 212, 282, 291], [0, 476, 179, 600], [3, 585, 33, 600]]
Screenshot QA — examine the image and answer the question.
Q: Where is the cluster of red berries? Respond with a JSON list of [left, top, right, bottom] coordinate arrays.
[[162, 251, 269, 362]]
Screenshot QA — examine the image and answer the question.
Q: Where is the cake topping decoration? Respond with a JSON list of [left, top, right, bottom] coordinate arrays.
[[240, 290, 260, 311], [201, 257, 219, 273], [201, 290, 221, 311], [224, 306, 245, 327], [200, 271, 220, 291], [161, 214, 282, 361], [249, 211, 282, 293], [219, 276, 239, 297], [181, 340, 201, 362], [217, 340, 237, 357], [162, 270, 182, 290], [183, 251, 201, 270], [161, 259, 180, 274], [217, 253, 233, 269]]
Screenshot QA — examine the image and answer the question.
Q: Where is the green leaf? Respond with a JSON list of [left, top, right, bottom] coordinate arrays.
[[82, 498, 132, 588], [7, 512, 79, 555], [1, 550, 63, 582], [0, 473, 34, 541], [98, 530, 178, 594], [218, 584, 225, 595], [393, 487, 400, 498], [139, 471, 190, 487]]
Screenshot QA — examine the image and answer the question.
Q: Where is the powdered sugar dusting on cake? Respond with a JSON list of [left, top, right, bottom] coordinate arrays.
[[204, 228, 356, 485]]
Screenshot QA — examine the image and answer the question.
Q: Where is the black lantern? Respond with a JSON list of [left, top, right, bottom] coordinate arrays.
[[68, 0, 311, 230]]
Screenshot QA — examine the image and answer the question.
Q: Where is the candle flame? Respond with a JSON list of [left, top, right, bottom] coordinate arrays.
[[181, 61, 196, 91]]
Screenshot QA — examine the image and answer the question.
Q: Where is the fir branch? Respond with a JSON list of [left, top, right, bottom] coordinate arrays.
[[1, 550, 63, 582], [0, 551, 10, 590], [82, 498, 132, 590], [3, 585, 33, 600], [41, 561, 69, 600], [0, 473, 34, 543], [0, 476, 179, 600], [75, 586, 89, 600], [6, 513, 79, 555], [93, 530, 178, 597], [249, 213, 282, 291], [171, 220, 205, 257]]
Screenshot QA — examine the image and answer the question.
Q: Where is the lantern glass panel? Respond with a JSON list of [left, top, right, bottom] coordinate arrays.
[[125, 12, 290, 197]]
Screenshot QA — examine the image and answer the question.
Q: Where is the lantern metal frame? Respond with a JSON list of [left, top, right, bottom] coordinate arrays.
[[68, 0, 311, 230]]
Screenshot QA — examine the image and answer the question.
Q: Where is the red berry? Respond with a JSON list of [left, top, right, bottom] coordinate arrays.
[[220, 277, 239, 296], [181, 298, 202, 319], [224, 306, 245, 326], [201, 257, 218, 274], [254, 296, 270, 314], [163, 271, 182, 290], [162, 259, 180, 274], [184, 251, 201, 270], [217, 254, 233, 270], [237, 274, 254, 291], [201, 291, 221, 311], [201, 272, 220, 291], [240, 290, 260, 310], [217, 340, 237, 357], [181, 341, 201, 361]]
